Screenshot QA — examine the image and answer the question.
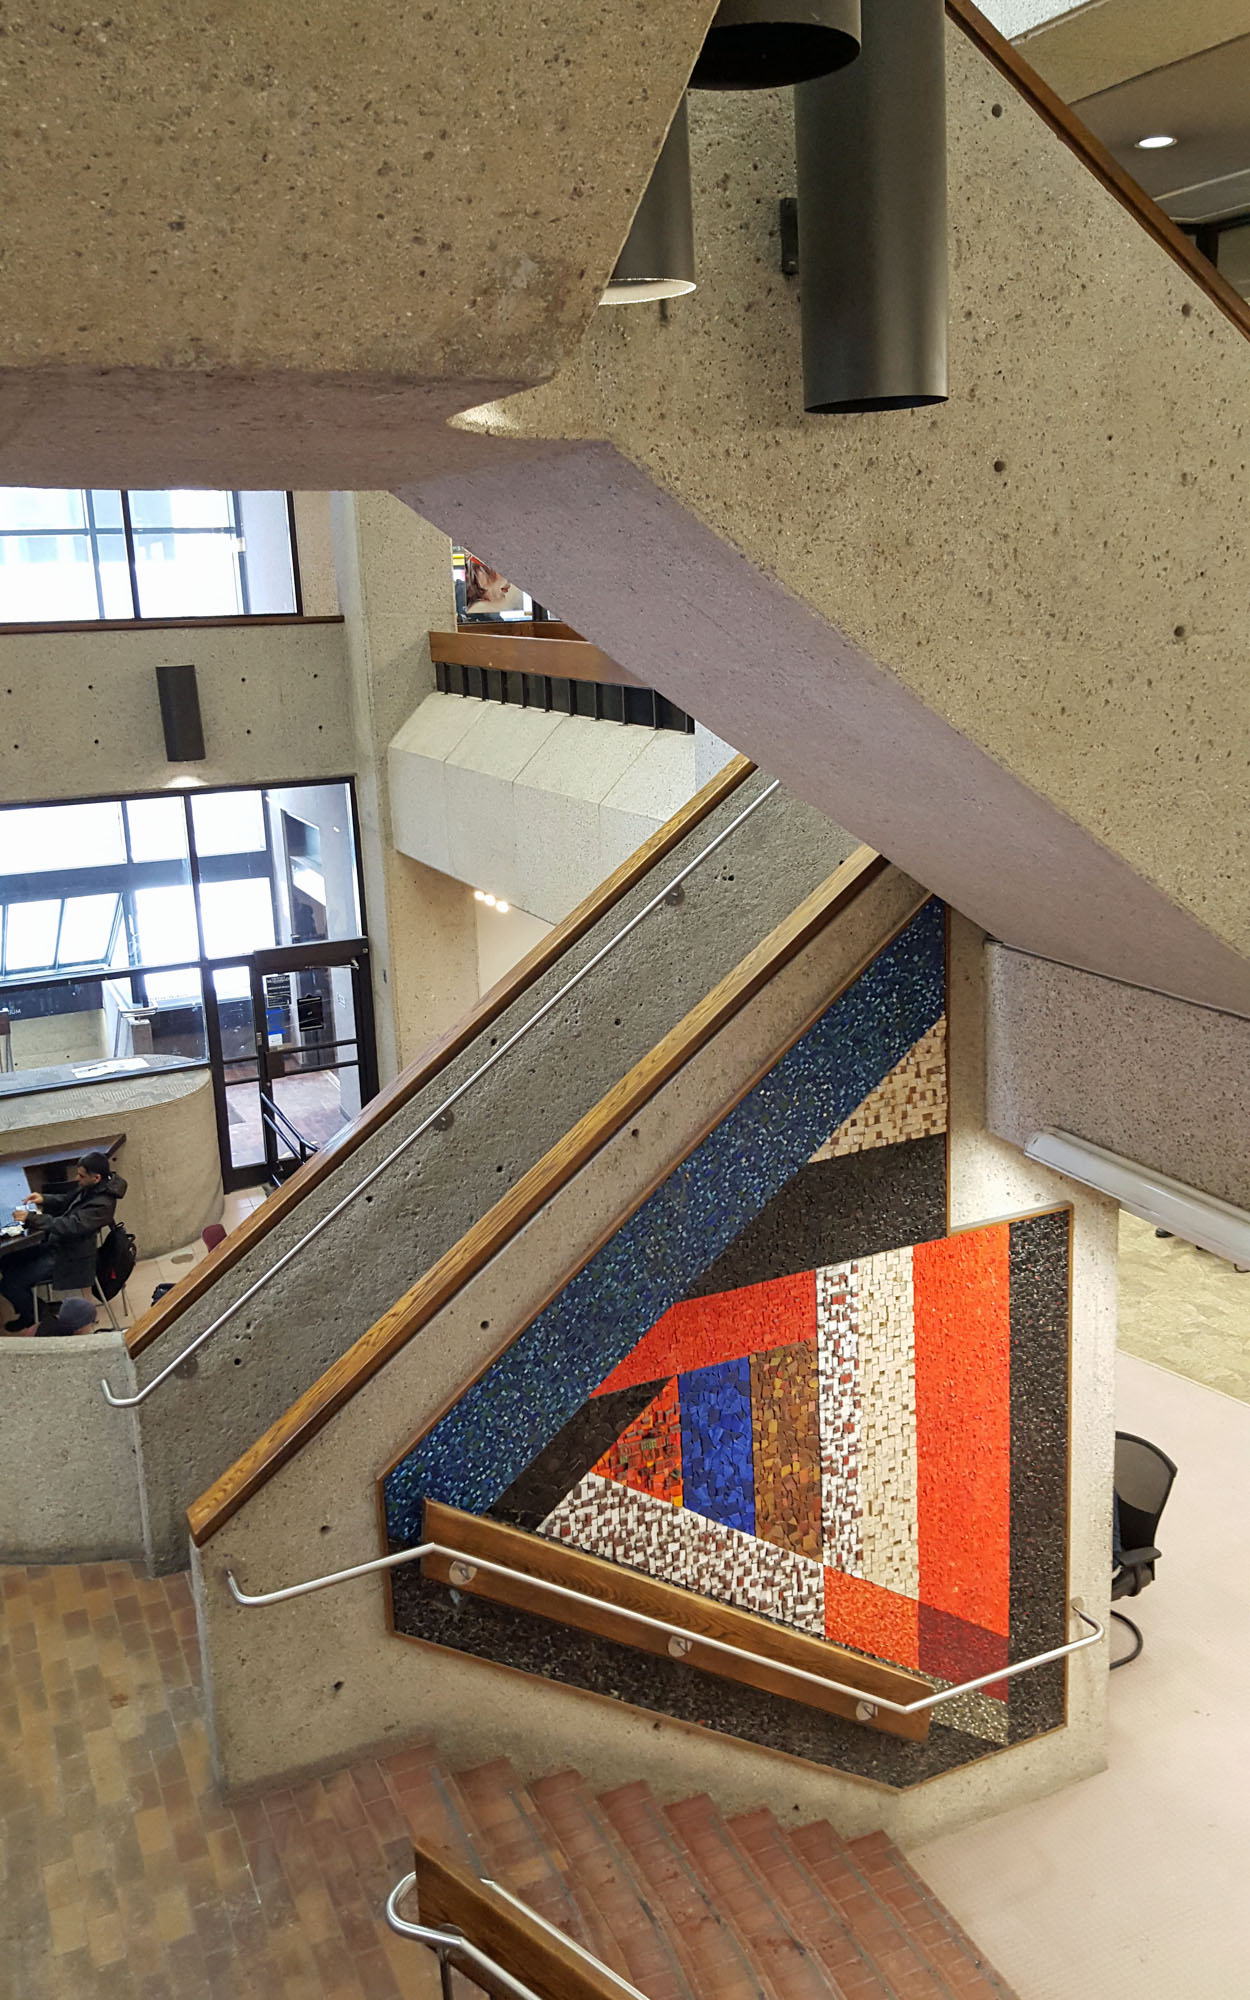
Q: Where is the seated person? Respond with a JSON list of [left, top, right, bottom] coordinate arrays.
[[1, 1151, 127, 1333], [38, 1296, 98, 1337]]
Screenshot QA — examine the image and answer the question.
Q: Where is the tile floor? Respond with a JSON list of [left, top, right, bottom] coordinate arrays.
[[0, 1561, 438, 2000], [910, 1350, 1250, 1999], [122, 1187, 269, 1329]]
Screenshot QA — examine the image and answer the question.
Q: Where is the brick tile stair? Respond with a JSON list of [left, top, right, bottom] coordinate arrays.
[[395, 1748, 1021, 2000]]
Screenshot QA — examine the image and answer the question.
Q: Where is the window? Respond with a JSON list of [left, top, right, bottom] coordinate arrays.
[[0, 489, 300, 625], [0, 782, 362, 1090]]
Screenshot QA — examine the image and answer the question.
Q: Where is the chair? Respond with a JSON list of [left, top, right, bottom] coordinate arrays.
[[1111, 1430, 1177, 1669]]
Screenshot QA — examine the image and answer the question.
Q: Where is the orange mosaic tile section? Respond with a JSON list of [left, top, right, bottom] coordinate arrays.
[[593, 1270, 818, 1397], [593, 1378, 683, 1505], [914, 1225, 1012, 1639], [749, 1341, 822, 1562], [822, 1565, 921, 1670], [1, 1560, 440, 2000], [811, 1018, 948, 1161]]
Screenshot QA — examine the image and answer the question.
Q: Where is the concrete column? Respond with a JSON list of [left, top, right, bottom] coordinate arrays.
[[332, 493, 478, 1082]]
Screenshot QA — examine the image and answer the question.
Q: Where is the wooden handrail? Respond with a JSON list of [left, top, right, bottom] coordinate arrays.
[[946, 0, 1250, 345], [126, 754, 753, 1361], [420, 1501, 932, 1741], [188, 846, 914, 1545], [409, 1843, 636, 2000], [431, 626, 647, 688]]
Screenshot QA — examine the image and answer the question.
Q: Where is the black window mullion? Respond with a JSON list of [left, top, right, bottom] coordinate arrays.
[[183, 795, 211, 966], [51, 899, 66, 972], [119, 491, 141, 619], [82, 489, 107, 622], [286, 493, 304, 616], [232, 491, 252, 615]]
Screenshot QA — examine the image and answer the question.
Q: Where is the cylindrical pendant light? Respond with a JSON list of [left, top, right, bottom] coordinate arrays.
[[602, 99, 697, 305], [690, 0, 860, 91], [795, 0, 947, 412]]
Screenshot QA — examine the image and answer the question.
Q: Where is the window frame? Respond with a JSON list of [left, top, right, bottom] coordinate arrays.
[[0, 489, 306, 631]]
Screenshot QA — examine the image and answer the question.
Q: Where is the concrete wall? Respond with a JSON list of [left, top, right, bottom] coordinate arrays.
[[0, 1331, 143, 1562], [0, 618, 353, 805], [399, 22, 1250, 1021], [389, 694, 699, 923], [0, 1069, 222, 1260], [130, 777, 853, 1571], [0, 1, 717, 488], [985, 944, 1250, 1213], [191, 879, 1118, 1847], [477, 904, 553, 1000], [331, 494, 480, 1083]]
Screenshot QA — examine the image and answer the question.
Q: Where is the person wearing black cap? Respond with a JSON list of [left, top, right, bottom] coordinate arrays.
[[1, 1151, 127, 1333], [38, 1296, 99, 1337]]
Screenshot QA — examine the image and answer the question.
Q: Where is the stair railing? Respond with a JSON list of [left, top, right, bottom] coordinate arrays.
[[224, 1541, 1104, 1725], [385, 1867, 648, 2000], [99, 777, 781, 1411]]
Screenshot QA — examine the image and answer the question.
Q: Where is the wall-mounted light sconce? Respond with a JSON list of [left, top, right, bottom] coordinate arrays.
[[795, 0, 948, 412], [690, 0, 860, 90], [1023, 1128, 1250, 1269], [155, 663, 206, 762], [602, 99, 697, 305]]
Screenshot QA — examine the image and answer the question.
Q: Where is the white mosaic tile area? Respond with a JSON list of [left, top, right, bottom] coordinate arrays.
[[858, 1245, 919, 1600], [816, 1260, 864, 1577], [539, 1473, 826, 1636]]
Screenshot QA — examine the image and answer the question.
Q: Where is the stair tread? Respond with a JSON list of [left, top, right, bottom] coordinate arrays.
[[666, 1795, 852, 2000], [727, 1810, 901, 2000], [790, 1821, 959, 2000], [451, 1756, 605, 1959], [530, 1772, 698, 2000], [599, 1782, 780, 2000], [849, 1836, 1022, 2000]]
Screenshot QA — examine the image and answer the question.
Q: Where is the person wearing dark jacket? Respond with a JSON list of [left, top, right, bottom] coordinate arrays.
[[1, 1152, 127, 1332]]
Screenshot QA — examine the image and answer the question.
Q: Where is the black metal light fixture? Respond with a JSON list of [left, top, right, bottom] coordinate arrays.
[[794, 0, 948, 412], [690, 0, 860, 91], [602, 99, 697, 305], [156, 663, 206, 762]]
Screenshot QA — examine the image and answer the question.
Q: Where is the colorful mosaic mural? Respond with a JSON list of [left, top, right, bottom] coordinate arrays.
[[387, 899, 1072, 1787]]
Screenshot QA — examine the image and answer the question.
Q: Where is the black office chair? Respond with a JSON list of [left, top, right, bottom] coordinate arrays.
[[1111, 1430, 1177, 1669]]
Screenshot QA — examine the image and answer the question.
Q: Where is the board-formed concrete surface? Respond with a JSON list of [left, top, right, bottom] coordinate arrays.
[[0, 1332, 143, 1563], [131, 778, 855, 1571]]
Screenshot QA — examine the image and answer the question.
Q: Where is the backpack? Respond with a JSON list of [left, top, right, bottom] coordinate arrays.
[[96, 1222, 137, 1301]]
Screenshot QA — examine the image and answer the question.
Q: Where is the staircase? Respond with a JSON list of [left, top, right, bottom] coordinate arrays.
[[389, 1742, 1019, 2000]]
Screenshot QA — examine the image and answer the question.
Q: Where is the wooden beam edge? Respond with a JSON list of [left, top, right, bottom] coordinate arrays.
[[946, 0, 1250, 344], [420, 1501, 930, 1742], [187, 845, 888, 1547], [128, 754, 754, 1360], [413, 1846, 627, 2000]]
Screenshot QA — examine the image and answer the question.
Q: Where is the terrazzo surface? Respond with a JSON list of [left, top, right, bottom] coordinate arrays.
[[1116, 1211, 1250, 1402]]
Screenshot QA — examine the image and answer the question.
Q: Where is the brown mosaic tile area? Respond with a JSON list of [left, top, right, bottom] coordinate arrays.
[[0, 1561, 438, 2000], [748, 1341, 823, 1562]]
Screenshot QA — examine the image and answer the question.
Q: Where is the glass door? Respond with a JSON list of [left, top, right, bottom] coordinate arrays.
[[205, 942, 376, 1191], [249, 943, 375, 1187]]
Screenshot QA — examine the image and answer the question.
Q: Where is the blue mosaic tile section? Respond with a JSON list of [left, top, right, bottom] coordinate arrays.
[[385, 898, 945, 1542], [679, 1359, 756, 1534]]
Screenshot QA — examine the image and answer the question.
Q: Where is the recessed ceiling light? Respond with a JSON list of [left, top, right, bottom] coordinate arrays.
[[496, 901, 510, 914], [1135, 134, 1177, 150]]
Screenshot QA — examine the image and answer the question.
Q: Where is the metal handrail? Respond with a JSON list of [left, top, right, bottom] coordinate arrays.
[[385, 1870, 647, 2000], [100, 779, 783, 1409], [225, 1539, 1104, 1722]]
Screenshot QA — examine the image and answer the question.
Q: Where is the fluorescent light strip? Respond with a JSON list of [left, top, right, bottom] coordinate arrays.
[[1024, 1129, 1250, 1267]]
